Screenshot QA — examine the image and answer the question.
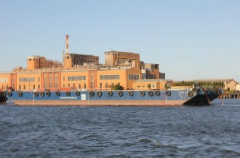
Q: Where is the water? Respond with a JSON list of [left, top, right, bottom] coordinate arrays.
[[0, 103, 240, 158]]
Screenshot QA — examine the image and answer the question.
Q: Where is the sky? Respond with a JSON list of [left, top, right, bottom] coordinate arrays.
[[1, 0, 240, 82]]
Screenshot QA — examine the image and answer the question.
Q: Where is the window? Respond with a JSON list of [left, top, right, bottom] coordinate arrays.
[[68, 76, 86, 81], [78, 84, 81, 88], [100, 83, 102, 89], [91, 82, 94, 89], [19, 77, 35, 82], [128, 74, 140, 80], [100, 75, 120, 80], [63, 77, 65, 81], [84, 84, 86, 89], [44, 83, 48, 89], [44, 77, 48, 83], [151, 84, 156, 88]]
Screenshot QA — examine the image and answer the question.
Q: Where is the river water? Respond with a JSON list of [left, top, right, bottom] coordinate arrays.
[[0, 103, 240, 158]]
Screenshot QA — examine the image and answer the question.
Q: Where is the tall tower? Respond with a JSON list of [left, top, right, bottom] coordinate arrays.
[[63, 34, 72, 69], [66, 34, 69, 54]]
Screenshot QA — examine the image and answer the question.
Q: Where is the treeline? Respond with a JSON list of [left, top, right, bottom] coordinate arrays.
[[172, 81, 224, 89]]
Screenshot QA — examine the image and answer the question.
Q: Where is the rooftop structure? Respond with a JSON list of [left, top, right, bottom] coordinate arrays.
[[105, 51, 140, 69], [63, 53, 99, 69], [27, 56, 62, 70]]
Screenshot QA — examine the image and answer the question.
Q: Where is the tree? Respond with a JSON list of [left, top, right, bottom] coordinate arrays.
[[111, 84, 124, 90], [147, 84, 151, 89]]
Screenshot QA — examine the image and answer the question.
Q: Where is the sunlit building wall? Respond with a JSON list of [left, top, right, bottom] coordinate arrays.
[[105, 51, 140, 69]]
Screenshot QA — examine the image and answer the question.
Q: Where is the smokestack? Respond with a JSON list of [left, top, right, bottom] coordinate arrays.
[[66, 34, 69, 54]]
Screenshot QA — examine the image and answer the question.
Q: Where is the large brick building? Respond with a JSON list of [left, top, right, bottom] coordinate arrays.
[[0, 36, 165, 92], [0, 52, 145, 91]]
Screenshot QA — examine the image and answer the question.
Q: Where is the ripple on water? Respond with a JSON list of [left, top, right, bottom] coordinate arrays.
[[0, 105, 240, 157]]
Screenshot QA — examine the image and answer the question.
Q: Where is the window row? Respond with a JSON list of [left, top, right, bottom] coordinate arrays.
[[68, 76, 86, 81], [19, 84, 40, 90], [19, 77, 35, 82], [62, 83, 87, 89], [137, 84, 156, 88], [114, 53, 138, 57], [128, 74, 140, 80], [44, 83, 58, 89], [63, 76, 86, 81], [99, 83, 116, 89], [100, 75, 120, 80], [0, 78, 8, 83]]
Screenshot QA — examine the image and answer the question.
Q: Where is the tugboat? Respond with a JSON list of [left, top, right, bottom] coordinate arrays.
[[0, 91, 8, 103], [183, 83, 223, 106]]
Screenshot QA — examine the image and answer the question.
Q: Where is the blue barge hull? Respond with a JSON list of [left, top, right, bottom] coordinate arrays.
[[5, 89, 221, 106]]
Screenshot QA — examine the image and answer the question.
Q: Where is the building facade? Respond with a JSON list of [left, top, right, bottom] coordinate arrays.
[[105, 51, 140, 69], [27, 56, 62, 70], [140, 62, 161, 79], [0, 36, 164, 92], [236, 83, 240, 92], [0, 67, 143, 92], [63, 53, 99, 69], [0, 51, 144, 92]]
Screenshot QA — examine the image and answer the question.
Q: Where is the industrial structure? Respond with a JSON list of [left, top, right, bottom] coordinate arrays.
[[0, 35, 167, 92]]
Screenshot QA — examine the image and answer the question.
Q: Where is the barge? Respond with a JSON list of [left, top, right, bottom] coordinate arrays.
[[5, 87, 221, 106]]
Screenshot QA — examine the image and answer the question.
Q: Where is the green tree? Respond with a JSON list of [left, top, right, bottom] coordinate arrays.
[[111, 84, 124, 90], [147, 84, 151, 89]]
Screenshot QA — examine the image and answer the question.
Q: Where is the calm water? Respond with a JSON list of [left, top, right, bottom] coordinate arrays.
[[0, 103, 240, 158]]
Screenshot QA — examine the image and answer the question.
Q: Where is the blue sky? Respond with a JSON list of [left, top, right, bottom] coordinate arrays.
[[1, 0, 239, 81]]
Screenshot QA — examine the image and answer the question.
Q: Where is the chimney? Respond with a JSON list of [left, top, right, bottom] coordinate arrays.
[[66, 34, 69, 54]]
